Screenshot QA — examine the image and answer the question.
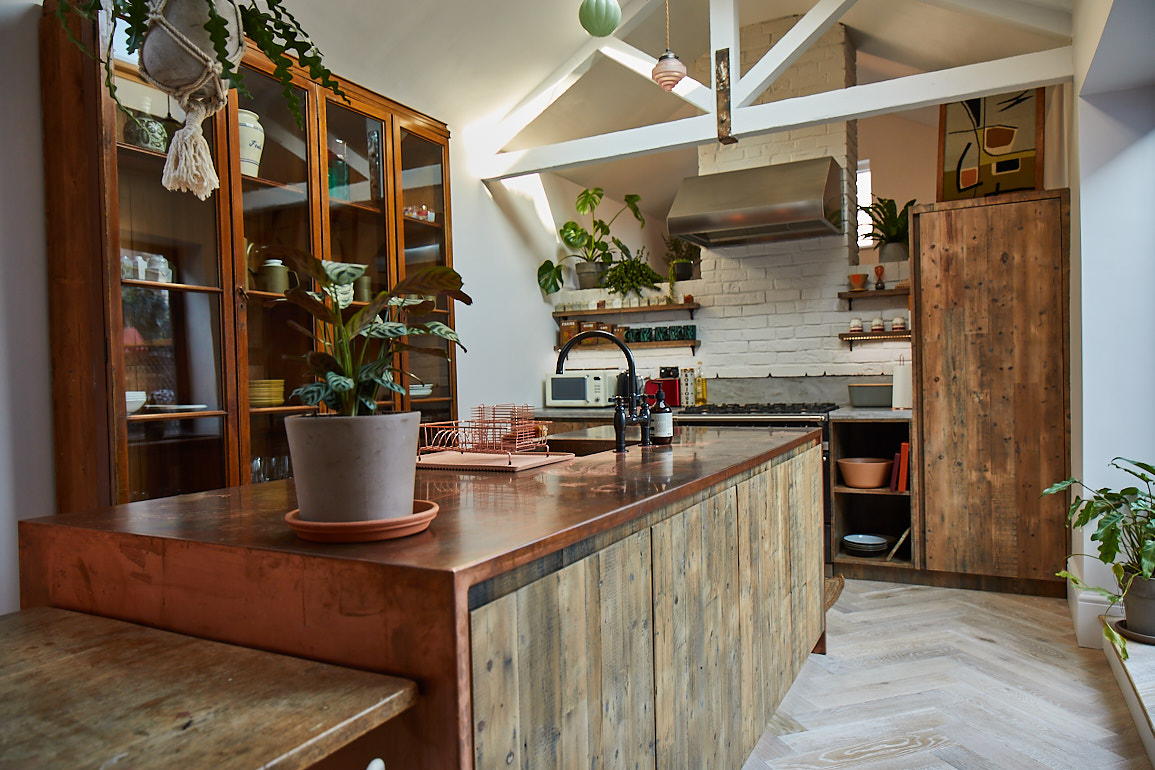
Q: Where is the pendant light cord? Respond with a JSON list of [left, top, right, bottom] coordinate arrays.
[[665, 0, 671, 49]]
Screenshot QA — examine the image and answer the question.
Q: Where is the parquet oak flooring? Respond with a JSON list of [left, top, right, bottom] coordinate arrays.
[[747, 580, 1149, 769]]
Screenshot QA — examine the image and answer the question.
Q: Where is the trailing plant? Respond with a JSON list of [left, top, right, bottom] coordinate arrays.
[[602, 244, 663, 298], [859, 196, 916, 245], [263, 247, 471, 417], [538, 187, 644, 294], [1045, 457, 1155, 657], [51, 0, 343, 126], [661, 234, 700, 267]]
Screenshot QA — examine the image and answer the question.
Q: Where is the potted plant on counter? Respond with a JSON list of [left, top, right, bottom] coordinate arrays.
[[860, 196, 915, 262], [538, 187, 645, 294], [1046, 457, 1155, 657], [270, 247, 471, 526]]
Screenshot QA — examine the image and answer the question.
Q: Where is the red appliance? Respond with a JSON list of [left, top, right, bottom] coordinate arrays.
[[645, 378, 681, 407]]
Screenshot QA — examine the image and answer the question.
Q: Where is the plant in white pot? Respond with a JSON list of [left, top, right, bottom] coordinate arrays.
[[859, 196, 915, 263], [1046, 457, 1155, 657], [272, 249, 470, 524]]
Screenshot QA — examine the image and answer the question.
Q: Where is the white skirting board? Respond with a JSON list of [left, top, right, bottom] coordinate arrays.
[[1102, 618, 1155, 765]]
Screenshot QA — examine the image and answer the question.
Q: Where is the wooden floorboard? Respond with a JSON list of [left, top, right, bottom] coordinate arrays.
[[747, 579, 1149, 769]]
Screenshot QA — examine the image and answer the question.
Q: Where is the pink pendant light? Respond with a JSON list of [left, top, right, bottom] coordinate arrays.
[[651, 0, 686, 91]]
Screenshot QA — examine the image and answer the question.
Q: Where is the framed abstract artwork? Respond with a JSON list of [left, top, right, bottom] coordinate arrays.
[[937, 88, 1044, 201]]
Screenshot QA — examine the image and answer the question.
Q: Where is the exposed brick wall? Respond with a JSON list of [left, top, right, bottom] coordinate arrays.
[[552, 16, 912, 387]]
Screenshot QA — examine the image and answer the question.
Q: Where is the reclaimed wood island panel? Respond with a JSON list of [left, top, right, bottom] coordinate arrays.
[[19, 426, 823, 769]]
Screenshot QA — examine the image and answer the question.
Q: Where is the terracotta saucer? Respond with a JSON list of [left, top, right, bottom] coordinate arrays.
[[1108, 617, 1155, 645], [285, 500, 438, 543]]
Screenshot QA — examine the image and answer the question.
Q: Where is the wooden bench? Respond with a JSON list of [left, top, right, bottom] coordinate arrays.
[[0, 607, 417, 768]]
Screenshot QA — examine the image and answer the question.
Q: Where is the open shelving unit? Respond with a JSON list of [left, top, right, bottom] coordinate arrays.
[[552, 301, 700, 320]]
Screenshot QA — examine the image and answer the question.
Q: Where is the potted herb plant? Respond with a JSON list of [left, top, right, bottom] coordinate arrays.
[[602, 243, 664, 299], [662, 234, 699, 282], [1045, 457, 1155, 657], [859, 196, 916, 262], [538, 187, 645, 294], [269, 248, 471, 524]]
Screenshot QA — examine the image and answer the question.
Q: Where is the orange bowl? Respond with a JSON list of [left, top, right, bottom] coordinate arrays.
[[837, 457, 893, 488]]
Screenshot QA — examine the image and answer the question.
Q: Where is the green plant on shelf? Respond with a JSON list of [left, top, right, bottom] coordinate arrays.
[[538, 187, 644, 294], [602, 244, 663, 298]]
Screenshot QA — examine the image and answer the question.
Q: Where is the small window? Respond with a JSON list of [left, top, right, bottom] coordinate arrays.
[[856, 160, 872, 249]]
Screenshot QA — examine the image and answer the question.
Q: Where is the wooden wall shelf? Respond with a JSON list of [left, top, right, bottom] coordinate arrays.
[[838, 330, 911, 350], [555, 338, 699, 353], [553, 301, 700, 320], [838, 287, 909, 309]]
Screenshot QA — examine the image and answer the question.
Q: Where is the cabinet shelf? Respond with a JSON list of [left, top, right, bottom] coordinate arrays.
[[832, 552, 912, 568], [330, 197, 383, 215], [403, 214, 442, 228], [837, 330, 911, 350], [554, 339, 699, 353], [553, 302, 700, 321], [838, 287, 909, 310], [248, 405, 317, 415], [122, 278, 223, 294], [833, 485, 910, 497], [128, 409, 227, 422]]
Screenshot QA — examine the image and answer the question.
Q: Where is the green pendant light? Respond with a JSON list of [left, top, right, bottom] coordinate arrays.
[[578, 0, 621, 37]]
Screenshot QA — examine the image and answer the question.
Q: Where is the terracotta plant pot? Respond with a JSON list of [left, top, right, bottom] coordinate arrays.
[[285, 411, 420, 523]]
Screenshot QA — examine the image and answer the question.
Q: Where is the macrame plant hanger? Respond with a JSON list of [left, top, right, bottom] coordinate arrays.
[[138, 0, 246, 199]]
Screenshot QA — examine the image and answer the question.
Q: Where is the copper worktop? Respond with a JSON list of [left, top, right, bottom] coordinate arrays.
[[22, 425, 817, 586]]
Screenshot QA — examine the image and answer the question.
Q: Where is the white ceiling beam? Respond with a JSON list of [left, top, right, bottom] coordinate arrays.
[[481, 0, 661, 156], [597, 37, 713, 113], [735, 0, 859, 108], [915, 0, 1072, 37], [710, 0, 739, 88], [733, 46, 1073, 136], [481, 45, 1072, 181], [479, 114, 716, 180]]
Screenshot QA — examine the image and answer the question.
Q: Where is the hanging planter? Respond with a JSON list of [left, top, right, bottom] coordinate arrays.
[[51, 0, 345, 199]]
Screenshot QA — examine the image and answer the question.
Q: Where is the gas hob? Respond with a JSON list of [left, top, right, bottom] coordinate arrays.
[[675, 402, 838, 423]]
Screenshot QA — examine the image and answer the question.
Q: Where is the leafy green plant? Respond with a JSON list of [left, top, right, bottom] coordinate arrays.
[[538, 187, 644, 294], [1045, 457, 1155, 657], [661, 234, 700, 267], [51, 0, 343, 126], [265, 247, 471, 417], [859, 196, 916, 245], [602, 244, 663, 298]]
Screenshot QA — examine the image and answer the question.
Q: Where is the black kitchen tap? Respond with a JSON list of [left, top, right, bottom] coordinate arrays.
[[556, 330, 651, 453]]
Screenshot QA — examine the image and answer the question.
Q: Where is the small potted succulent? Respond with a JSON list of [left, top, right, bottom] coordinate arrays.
[[1045, 456, 1155, 657], [538, 187, 644, 294], [267, 247, 471, 524], [859, 196, 915, 262]]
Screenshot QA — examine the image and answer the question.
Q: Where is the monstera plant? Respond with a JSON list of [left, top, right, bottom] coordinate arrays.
[[538, 187, 645, 294]]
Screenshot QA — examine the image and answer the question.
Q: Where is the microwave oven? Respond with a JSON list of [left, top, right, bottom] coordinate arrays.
[[545, 369, 617, 408]]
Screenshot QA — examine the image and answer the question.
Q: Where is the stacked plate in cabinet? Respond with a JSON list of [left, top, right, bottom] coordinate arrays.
[[842, 533, 889, 556], [250, 379, 285, 407]]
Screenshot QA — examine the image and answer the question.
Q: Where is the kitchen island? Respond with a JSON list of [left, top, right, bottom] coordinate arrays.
[[19, 426, 823, 769]]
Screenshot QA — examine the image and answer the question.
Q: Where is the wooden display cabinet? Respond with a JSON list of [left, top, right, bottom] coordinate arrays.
[[829, 416, 918, 569], [41, 5, 457, 512]]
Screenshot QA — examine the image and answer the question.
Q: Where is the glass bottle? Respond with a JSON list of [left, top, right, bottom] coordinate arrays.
[[694, 361, 707, 405], [650, 387, 673, 444]]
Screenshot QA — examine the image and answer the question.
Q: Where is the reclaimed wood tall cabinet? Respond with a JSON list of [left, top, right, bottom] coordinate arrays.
[[911, 189, 1069, 583], [40, 5, 457, 513]]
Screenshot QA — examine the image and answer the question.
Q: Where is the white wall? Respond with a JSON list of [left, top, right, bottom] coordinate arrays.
[[1067, 0, 1155, 646], [0, 0, 56, 613]]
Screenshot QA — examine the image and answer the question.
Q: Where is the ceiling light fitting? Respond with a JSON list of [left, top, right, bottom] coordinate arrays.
[[578, 0, 621, 37], [651, 0, 685, 91]]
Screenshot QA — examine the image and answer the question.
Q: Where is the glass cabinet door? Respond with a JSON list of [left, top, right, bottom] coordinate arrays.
[[114, 74, 230, 501], [236, 66, 318, 483], [397, 127, 454, 424], [322, 100, 396, 412]]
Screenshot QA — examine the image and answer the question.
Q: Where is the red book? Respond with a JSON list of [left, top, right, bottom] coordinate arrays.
[[890, 452, 901, 491], [898, 442, 911, 492]]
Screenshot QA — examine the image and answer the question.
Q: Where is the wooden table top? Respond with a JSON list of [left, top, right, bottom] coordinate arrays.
[[21, 425, 818, 585], [0, 607, 417, 769]]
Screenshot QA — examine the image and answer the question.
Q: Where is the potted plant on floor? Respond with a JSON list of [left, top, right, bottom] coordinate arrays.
[[538, 187, 644, 294], [859, 196, 915, 262], [270, 248, 471, 524], [1046, 456, 1155, 657]]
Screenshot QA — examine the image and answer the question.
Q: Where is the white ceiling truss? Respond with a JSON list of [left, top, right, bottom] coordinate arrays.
[[477, 0, 1074, 182]]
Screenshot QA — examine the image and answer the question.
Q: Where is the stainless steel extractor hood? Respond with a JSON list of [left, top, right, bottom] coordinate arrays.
[[667, 157, 844, 248]]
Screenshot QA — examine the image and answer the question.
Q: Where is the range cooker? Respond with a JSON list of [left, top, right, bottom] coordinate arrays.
[[674, 403, 837, 561]]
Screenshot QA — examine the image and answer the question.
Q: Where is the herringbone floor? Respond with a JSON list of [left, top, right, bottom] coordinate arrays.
[[746, 579, 1149, 769]]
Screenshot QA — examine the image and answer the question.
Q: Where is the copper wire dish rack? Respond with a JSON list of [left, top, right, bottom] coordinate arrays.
[[418, 404, 556, 465]]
